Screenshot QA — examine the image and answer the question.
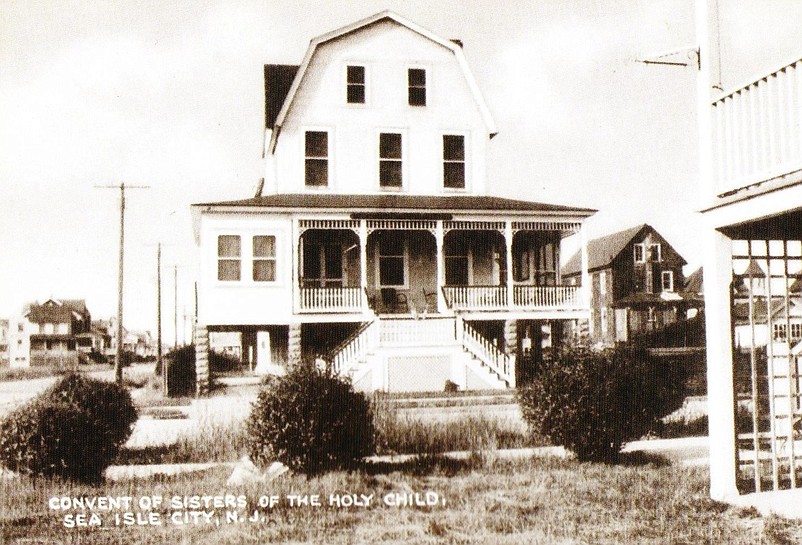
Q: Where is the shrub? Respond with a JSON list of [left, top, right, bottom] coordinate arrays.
[[164, 345, 197, 396], [247, 364, 375, 476], [0, 373, 137, 482], [517, 345, 687, 462]]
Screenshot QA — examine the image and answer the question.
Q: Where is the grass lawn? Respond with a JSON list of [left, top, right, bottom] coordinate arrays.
[[2, 455, 802, 545]]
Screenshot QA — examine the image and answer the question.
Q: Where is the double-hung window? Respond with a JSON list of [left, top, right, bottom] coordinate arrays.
[[218, 235, 241, 281], [445, 238, 470, 285], [443, 135, 465, 189], [377, 235, 407, 288], [661, 270, 674, 292], [305, 131, 328, 187], [649, 243, 662, 262], [408, 68, 426, 106], [253, 235, 276, 282], [379, 132, 403, 188], [633, 243, 645, 263], [346, 65, 365, 104]]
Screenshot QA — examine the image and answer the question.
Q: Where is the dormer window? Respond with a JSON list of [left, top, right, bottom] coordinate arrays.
[[304, 131, 328, 187], [408, 68, 426, 106], [443, 135, 465, 189], [379, 132, 403, 188], [346, 65, 365, 104]]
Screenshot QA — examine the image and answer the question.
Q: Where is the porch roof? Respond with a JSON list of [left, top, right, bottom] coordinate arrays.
[[193, 193, 596, 216]]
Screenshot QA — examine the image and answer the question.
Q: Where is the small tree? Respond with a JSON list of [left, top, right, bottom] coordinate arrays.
[[247, 364, 375, 477], [517, 344, 687, 462]]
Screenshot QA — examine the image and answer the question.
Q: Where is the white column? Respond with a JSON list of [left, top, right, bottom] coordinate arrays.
[[436, 221, 445, 313], [580, 224, 590, 311], [360, 220, 368, 310], [505, 221, 514, 309], [703, 228, 739, 499], [292, 219, 300, 314]]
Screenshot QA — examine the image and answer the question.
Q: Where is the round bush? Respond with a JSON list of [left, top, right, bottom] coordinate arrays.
[[517, 345, 687, 462], [0, 372, 137, 482], [247, 364, 375, 477]]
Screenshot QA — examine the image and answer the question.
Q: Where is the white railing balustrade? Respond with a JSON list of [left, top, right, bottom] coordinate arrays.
[[330, 321, 378, 377], [513, 285, 583, 309], [459, 320, 513, 386], [712, 57, 802, 196], [442, 285, 507, 310], [378, 317, 456, 347], [299, 287, 362, 312]]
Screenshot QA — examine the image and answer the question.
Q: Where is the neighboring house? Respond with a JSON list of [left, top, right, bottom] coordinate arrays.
[[562, 224, 702, 346], [0, 319, 8, 366], [697, 14, 802, 500], [13, 299, 92, 367], [191, 11, 595, 392]]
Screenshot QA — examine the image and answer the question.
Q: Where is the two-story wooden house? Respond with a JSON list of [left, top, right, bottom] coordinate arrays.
[[697, 2, 802, 503], [562, 224, 702, 345], [191, 12, 595, 392], [16, 299, 92, 367]]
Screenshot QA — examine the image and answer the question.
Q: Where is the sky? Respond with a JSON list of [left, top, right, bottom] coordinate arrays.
[[1, 0, 801, 341]]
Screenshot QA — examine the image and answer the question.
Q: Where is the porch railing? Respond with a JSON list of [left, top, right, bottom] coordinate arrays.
[[442, 284, 584, 311], [298, 287, 362, 313], [459, 319, 514, 387], [513, 285, 583, 309], [712, 57, 802, 197], [442, 285, 507, 310], [329, 321, 378, 377], [378, 316, 457, 347]]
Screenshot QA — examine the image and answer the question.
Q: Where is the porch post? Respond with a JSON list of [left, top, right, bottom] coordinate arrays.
[[505, 221, 514, 308], [292, 218, 300, 314], [703, 228, 739, 499], [436, 220, 445, 312], [360, 220, 368, 310], [580, 223, 590, 310]]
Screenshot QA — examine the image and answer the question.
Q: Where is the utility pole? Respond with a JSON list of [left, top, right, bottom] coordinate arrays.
[[96, 182, 149, 384], [157, 243, 166, 395], [174, 265, 178, 349]]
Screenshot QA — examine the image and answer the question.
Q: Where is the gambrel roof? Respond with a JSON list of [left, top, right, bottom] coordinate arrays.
[[266, 10, 497, 153]]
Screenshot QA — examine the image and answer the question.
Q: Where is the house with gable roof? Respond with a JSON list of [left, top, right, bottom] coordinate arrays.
[[562, 224, 703, 346], [9, 299, 93, 367], [191, 11, 595, 392]]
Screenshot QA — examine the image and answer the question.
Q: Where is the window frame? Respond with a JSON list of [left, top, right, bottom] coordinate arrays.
[[378, 131, 404, 190], [649, 243, 662, 262], [442, 133, 466, 190], [345, 64, 366, 105], [407, 67, 427, 106], [304, 130, 330, 188], [599, 270, 607, 296], [445, 237, 473, 286], [217, 234, 242, 282], [375, 235, 409, 289], [252, 235, 277, 283], [661, 270, 674, 292], [633, 243, 645, 263]]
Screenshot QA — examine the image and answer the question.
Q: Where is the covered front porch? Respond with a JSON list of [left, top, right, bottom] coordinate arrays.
[[293, 217, 588, 316]]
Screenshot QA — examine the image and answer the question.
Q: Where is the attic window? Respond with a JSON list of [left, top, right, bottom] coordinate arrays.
[[346, 65, 365, 104], [408, 68, 426, 106], [634, 243, 645, 263], [304, 131, 329, 187], [649, 243, 662, 262]]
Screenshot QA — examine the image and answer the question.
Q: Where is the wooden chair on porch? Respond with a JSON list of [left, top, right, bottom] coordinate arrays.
[[380, 288, 409, 313], [422, 288, 438, 313]]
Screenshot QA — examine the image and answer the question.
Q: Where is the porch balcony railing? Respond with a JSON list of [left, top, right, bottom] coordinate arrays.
[[298, 286, 362, 313], [442, 284, 584, 311], [378, 316, 457, 347], [712, 57, 802, 197], [442, 285, 507, 310], [513, 285, 583, 309]]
